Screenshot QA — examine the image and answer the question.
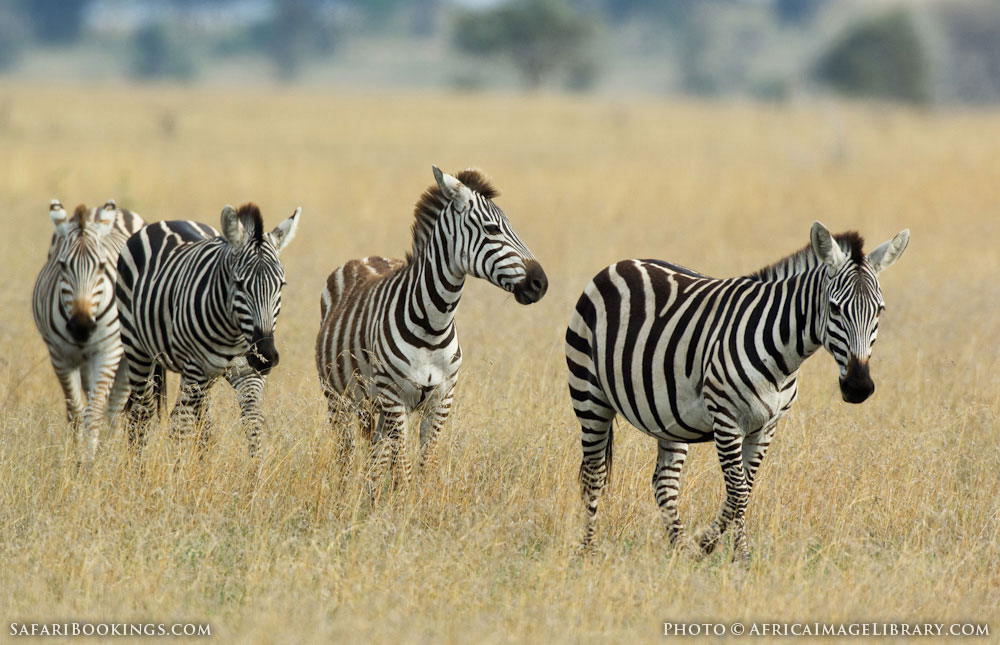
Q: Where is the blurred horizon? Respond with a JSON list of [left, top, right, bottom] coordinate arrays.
[[1, 0, 1000, 106]]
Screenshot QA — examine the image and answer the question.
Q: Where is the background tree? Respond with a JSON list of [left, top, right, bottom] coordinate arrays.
[[0, 6, 29, 71], [257, 0, 340, 80], [130, 23, 197, 80], [452, 0, 599, 89], [814, 10, 929, 105], [933, 1, 1000, 104], [20, 0, 89, 42]]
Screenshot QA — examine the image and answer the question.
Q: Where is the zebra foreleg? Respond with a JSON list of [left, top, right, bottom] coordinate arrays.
[[698, 421, 752, 565], [79, 355, 118, 465], [652, 440, 697, 554], [367, 396, 409, 500], [106, 353, 130, 435], [227, 369, 266, 458], [417, 385, 454, 472], [53, 364, 85, 448]]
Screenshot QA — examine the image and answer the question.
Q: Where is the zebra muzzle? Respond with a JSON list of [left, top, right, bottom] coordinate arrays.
[[67, 312, 97, 342], [513, 260, 548, 305], [247, 334, 279, 374], [839, 357, 874, 404]]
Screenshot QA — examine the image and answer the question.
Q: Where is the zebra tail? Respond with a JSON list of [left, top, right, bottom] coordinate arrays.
[[605, 423, 614, 485], [152, 361, 166, 419]]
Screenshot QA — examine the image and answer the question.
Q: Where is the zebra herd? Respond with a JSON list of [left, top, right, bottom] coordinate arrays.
[[31, 165, 909, 564]]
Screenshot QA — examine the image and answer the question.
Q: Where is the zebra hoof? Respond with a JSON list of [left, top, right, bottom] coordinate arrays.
[[574, 536, 599, 558], [732, 546, 752, 569], [673, 536, 701, 558], [696, 530, 720, 555]]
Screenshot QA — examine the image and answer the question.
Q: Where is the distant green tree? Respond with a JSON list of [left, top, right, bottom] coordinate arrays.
[[21, 0, 89, 41], [815, 10, 929, 104], [130, 24, 196, 80], [452, 0, 599, 89], [0, 6, 29, 70], [260, 0, 340, 80], [934, 1, 1000, 104], [774, 0, 827, 25]]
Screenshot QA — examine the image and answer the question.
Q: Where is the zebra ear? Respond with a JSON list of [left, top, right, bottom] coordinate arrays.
[[432, 165, 472, 208], [49, 199, 69, 236], [92, 200, 117, 237], [867, 229, 909, 274], [221, 204, 246, 250], [269, 207, 301, 253], [811, 221, 847, 269]]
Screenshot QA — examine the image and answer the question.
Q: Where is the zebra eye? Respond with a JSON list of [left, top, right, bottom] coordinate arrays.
[[829, 301, 841, 316], [877, 304, 886, 315], [483, 223, 502, 235]]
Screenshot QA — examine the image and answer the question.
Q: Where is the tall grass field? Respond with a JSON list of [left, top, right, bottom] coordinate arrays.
[[0, 86, 997, 642]]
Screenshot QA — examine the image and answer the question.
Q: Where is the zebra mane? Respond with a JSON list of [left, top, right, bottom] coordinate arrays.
[[236, 203, 265, 245], [407, 169, 499, 263], [748, 231, 865, 281], [72, 205, 89, 232]]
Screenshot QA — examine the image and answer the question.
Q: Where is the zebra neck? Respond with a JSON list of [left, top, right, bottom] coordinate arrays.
[[215, 253, 248, 346], [773, 269, 826, 375], [402, 237, 466, 338]]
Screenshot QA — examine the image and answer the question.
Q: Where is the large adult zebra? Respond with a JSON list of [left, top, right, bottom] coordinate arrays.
[[116, 203, 300, 457], [566, 222, 909, 564], [32, 199, 145, 463], [316, 166, 547, 488]]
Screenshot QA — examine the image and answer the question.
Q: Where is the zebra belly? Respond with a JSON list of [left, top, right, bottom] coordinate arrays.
[[610, 375, 715, 443]]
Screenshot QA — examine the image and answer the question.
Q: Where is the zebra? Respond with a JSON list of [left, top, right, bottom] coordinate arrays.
[[32, 198, 145, 463], [115, 203, 300, 457], [565, 221, 909, 564], [316, 166, 548, 489]]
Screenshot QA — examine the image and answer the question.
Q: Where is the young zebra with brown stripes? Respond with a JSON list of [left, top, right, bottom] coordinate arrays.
[[116, 203, 300, 457], [32, 199, 145, 463], [316, 166, 548, 490], [566, 222, 909, 565]]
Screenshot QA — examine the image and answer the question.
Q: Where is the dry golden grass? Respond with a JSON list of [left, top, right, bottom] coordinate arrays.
[[0, 85, 997, 642]]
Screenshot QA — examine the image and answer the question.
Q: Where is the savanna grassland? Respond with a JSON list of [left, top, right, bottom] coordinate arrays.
[[0, 85, 997, 643]]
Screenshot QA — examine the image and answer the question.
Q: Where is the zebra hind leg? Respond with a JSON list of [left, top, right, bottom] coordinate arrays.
[[80, 357, 117, 466], [572, 385, 616, 552], [653, 440, 698, 555], [123, 357, 164, 458], [321, 388, 357, 466]]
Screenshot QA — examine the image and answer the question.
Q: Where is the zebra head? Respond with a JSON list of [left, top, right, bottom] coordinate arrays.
[[48, 199, 117, 343], [811, 221, 909, 404], [221, 203, 301, 375], [432, 166, 548, 305]]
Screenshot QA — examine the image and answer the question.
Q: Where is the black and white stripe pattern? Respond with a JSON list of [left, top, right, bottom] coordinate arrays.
[[316, 166, 547, 489], [566, 221, 909, 563], [32, 199, 144, 463], [116, 203, 300, 457]]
